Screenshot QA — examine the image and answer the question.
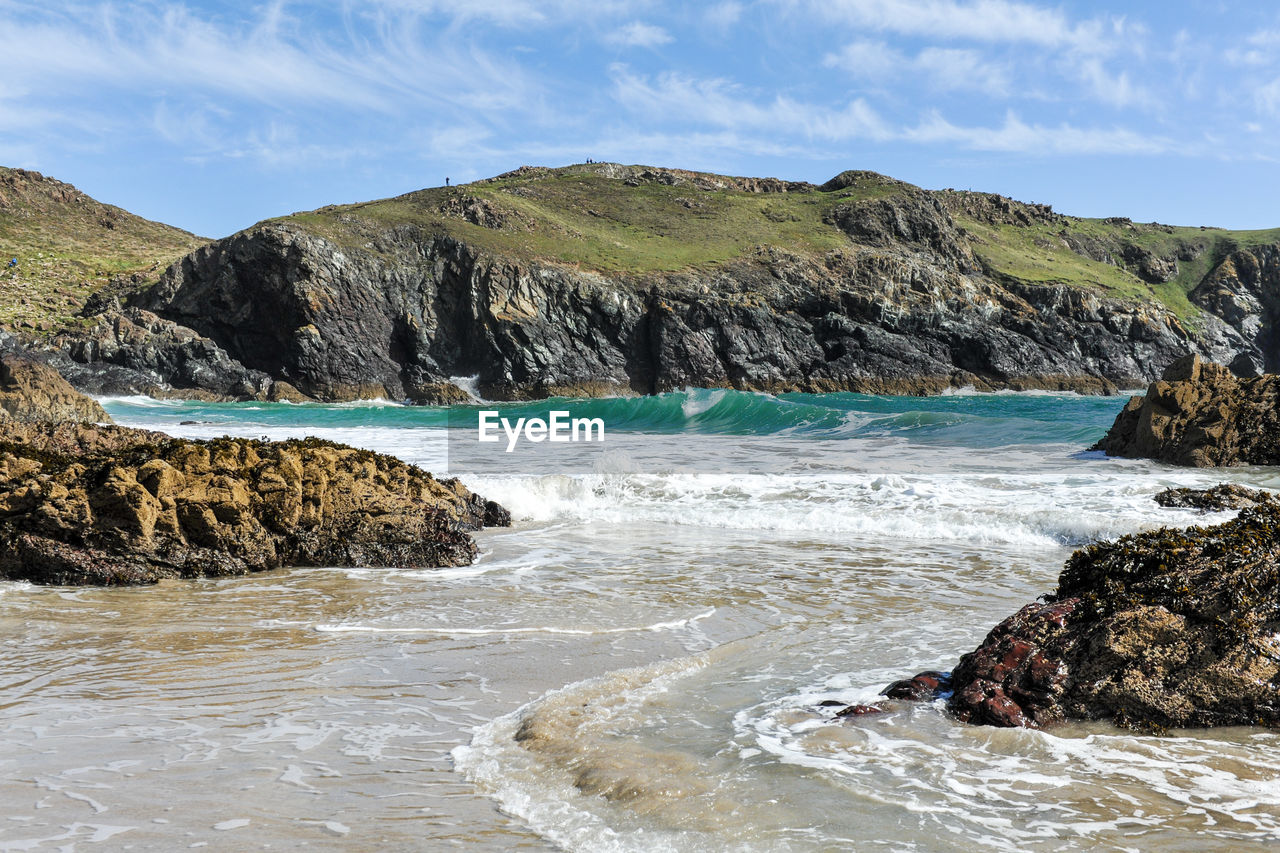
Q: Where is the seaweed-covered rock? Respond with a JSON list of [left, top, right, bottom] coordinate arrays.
[[1093, 354, 1280, 466], [0, 424, 509, 585], [1154, 484, 1276, 510], [908, 506, 1280, 731]]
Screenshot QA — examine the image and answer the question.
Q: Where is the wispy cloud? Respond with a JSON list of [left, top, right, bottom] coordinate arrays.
[[790, 0, 1116, 50], [1070, 57, 1149, 109], [609, 64, 1170, 156], [607, 21, 674, 48], [704, 1, 744, 30], [824, 41, 1011, 95], [611, 66, 891, 140], [905, 110, 1172, 155]]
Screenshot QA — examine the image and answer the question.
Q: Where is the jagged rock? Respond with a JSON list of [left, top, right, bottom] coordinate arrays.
[[1190, 245, 1280, 374], [51, 307, 273, 399], [824, 190, 975, 270], [1155, 484, 1276, 510], [0, 424, 509, 585], [1093, 354, 1280, 466], [919, 506, 1280, 731], [936, 190, 1065, 228], [0, 352, 109, 424]]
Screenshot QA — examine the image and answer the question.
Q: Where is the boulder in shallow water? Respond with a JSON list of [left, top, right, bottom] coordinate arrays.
[[1093, 354, 1280, 467], [901, 505, 1280, 731]]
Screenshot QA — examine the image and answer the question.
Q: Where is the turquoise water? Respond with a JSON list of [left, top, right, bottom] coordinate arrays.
[[105, 387, 1126, 447]]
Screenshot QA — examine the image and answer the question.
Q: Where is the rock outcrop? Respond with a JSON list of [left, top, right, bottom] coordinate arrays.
[[870, 503, 1280, 731], [0, 352, 109, 424], [1154, 483, 1276, 510], [52, 306, 279, 400], [135, 218, 1204, 401], [9, 163, 1277, 403], [0, 424, 509, 585], [1093, 354, 1280, 466]]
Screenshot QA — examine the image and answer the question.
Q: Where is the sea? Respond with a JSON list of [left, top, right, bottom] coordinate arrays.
[[3, 388, 1280, 852]]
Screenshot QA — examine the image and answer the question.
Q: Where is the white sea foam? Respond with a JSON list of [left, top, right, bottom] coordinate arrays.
[[467, 463, 1224, 550], [940, 386, 1088, 398], [315, 609, 715, 636], [737, 677, 1280, 848], [448, 374, 487, 403], [92, 394, 184, 407]]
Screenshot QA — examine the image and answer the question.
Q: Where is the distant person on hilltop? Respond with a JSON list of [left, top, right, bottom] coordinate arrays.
[[445, 177, 450, 186]]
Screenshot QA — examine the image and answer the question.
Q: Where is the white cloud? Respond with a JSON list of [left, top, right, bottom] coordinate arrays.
[[1070, 58, 1148, 109], [352, 0, 649, 29], [608, 64, 1173, 156], [607, 21, 674, 48], [704, 2, 744, 30], [1224, 29, 1280, 69], [793, 0, 1114, 51], [0, 2, 549, 117], [1254, 77, 1280, 116], [611, 66, 891, 141], [823, 40, 901, 78], [824, 41, 1009, 95], [905, 110, 1171, 154]]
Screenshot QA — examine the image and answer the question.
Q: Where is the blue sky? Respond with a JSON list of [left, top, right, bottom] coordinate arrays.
[[3, 0, 1279, 237]]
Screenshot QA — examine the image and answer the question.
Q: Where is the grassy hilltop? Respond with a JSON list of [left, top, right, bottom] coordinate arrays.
[[278, 162, 1280, 325], [5, 161, 1279, 336], [0, 167, 206, 333]]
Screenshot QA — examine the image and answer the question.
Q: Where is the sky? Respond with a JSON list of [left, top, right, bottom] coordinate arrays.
[[3, 0, 1280, 237]]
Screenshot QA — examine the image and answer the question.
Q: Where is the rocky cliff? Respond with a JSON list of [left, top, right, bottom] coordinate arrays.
[[121, 164, 1280, 401], [10, 162, 1280, 401], [0, 352, 109, 424]]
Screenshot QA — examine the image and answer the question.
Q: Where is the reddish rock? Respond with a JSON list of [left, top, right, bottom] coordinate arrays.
[[883, 670, 952, 701]]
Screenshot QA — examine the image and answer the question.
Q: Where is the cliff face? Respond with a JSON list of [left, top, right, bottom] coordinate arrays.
[[129, 165, 1274, 401], [0, 161, 1254, 402]]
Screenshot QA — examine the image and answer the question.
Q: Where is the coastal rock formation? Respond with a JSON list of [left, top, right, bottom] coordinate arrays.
[[0, 424, 509, 585], [7, 162, 1279, 403], [135, 206, 1214, 401], [1154, 483, 1276, 510], [0, 352, 109, 423], [877, 505, 1280, 731], [1093, 354, 1280, 466], [51, 306, 279, 400]]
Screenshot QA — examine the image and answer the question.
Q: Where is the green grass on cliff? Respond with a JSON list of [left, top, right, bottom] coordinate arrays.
[[275, 163, 1280, 324], [959, 214, 1280, 324], [11, 161, 1276, 335], [0, 167, 206, 334], [283, 165, 906, 274]]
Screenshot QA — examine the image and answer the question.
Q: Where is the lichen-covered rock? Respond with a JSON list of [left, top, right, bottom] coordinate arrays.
[[0, 352, 109, 424], [895, 505, 1280, 731], [1093, 354, 1280, 466], [0, 424, 509, 585]]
